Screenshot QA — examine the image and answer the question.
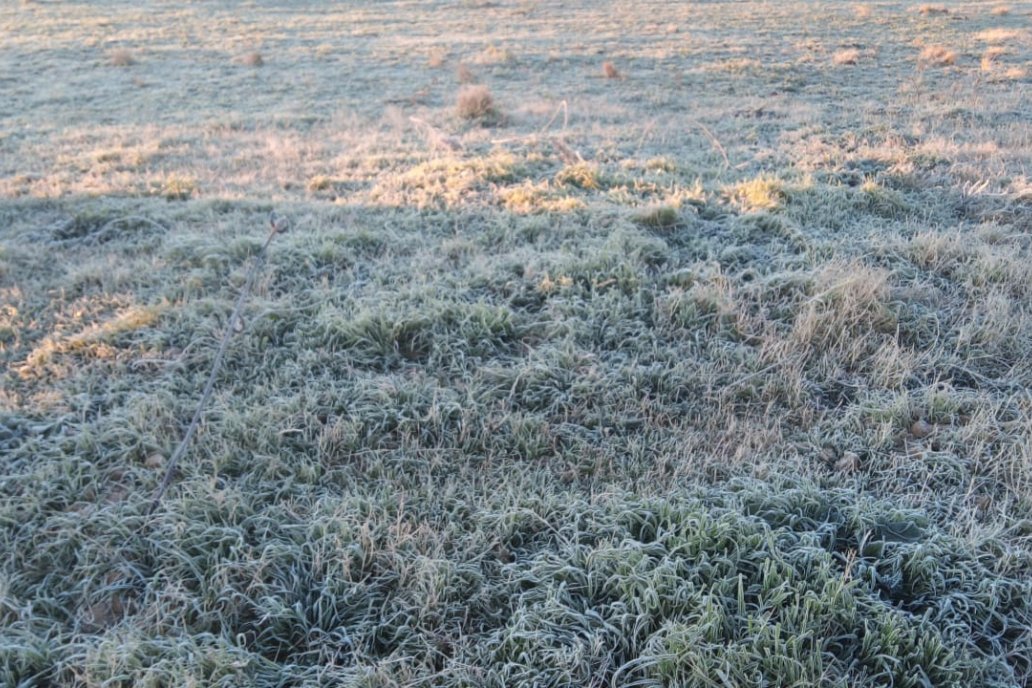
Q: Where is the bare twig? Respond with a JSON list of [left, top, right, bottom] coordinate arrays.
[[146, 212, 287, 515], [491, 100, 584, 164], [536, 99, 569, 136], [686, 117, 730, 172], [549, 136, 584, 165]]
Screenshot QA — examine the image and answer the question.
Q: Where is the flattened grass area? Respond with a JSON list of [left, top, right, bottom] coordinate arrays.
[[2, 1, 1031, 686]]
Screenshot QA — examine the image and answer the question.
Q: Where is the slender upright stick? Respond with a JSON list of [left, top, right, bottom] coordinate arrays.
[[146, 214, 287, 515]]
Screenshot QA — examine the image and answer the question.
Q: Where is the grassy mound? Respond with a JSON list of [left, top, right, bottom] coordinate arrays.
[[2, 482, 1029, 686]]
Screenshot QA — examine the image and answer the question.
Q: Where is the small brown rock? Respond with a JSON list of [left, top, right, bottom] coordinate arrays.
[[910, 419, 934, 438]]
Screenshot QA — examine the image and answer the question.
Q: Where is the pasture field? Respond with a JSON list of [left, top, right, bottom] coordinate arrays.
[[1, 1, 1031, 685]]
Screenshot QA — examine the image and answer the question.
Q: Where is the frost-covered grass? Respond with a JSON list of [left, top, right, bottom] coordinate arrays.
[[2, 1, 1031, 685]]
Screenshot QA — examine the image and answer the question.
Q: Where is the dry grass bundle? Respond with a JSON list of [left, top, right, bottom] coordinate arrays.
[[919, 45, 956, 66], [456, 84, 496, 120], [981, 46, 1006, 71], [107, 49, 135, 67], [833, 48, 861, 65]]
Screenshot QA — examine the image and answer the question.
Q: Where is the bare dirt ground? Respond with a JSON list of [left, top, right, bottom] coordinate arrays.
[[1, 1, 1031, 686]]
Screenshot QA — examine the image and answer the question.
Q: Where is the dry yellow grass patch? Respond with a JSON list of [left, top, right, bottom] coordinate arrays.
[[833, 48, 861, 66], [19, 305, 163, 375], [159, 174, 196, 200], [919, 45, 956, 66], [722, 57, 762, 73], [499, 181, 584, 213], [976, 28, 1023, 44], [729, 176, 785, 212], [456, 84, 496, 120], [307, 175, 332, 193], [981, 46, 1007, 71], [472, 44, 513, 65]]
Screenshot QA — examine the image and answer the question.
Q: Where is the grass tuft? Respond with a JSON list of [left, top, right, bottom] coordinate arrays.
[[833, 48, 860, 65], [456, 84, 498, 121], [981, 46, 1006, 71], [919, 45, 956, 66], [107, 49, 136, 67], [634, 204, 679, 228]]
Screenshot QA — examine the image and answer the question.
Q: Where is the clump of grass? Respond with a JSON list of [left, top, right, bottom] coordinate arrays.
[[107, 49, 136, 67], [472, 44, 513, 65], [382, 152, 519, 207], [427, 48, 447, 68], [159, 175, 196, 200], [307, 175, 332, 193], [833, 48, 860, 65], [919, 45, 956, 66], [456, 63, 476, 84], [602, 61, 620, 79], [981, 46, 1006, 71], [729, 176, 786, 211], [976, 28, 1021, 44], [790, 262, 898, 375], [644, 157, 677, 173], [634, 204, 679, 228], [554, 162, 601, 190], [499, 180, 584, 213], [859, 179, 908, 218], [456, 84, 497, 121]]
